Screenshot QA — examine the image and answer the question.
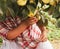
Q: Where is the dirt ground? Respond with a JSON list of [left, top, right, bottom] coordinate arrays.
[[50, 40, 60, 49]]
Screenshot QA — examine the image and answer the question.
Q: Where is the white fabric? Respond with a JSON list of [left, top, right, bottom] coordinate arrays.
[[0, 40, 53, 49], [29, 23, 41, 40], [0, 40, 23, 49], [36, 40, 54, 49]]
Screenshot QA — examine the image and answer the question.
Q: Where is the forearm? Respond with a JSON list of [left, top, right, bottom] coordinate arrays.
[[6, 21, 28, 40]]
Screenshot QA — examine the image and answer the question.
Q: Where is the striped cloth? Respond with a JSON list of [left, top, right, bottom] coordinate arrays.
[[0, 16, 41, 49]]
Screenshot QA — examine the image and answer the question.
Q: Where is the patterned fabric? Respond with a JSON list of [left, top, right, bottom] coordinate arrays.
[[0, 16, 41, 49], [0, 16, 21, 38], [17, 24, 41, 49]]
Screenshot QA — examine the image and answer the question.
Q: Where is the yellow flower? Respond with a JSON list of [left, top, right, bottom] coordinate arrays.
[[17, 0, 27, 6], [30, 0, 35, 4], [36, 16, 41, 20], [42, 0, 50, 4], [49, 0, 56, 6], [28, 11, 34, 17], [28, 10, 41, 20]]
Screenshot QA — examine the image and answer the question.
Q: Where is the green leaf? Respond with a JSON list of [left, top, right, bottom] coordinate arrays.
[[52, 10, 60, 18], [0, 0, 7, 13], [27, 4, 36, 13], [56, 19, 60, 28], [0, 8, 3, 16], [21, 7, 29, 20], [0, 15, 6, 22], [52, 4, 60, 18], [0, 38, 3, 43], [7, 7, 15, 17], [59, 5, 60, 12]]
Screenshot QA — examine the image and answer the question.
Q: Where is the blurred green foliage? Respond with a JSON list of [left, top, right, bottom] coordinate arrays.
[[39, 11, 60, 41], [47, 21, 60, 41]]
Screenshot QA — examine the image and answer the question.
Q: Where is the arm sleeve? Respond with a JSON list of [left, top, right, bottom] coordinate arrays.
[[0, 24, 9, 38], [29, 24, 41, 41], [0, 16, 21, 39]]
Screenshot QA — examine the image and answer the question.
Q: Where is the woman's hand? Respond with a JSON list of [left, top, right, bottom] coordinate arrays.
[[39, 26, 48, 42], [40, 32, 48, 42], [25, 17, 38, 26]]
